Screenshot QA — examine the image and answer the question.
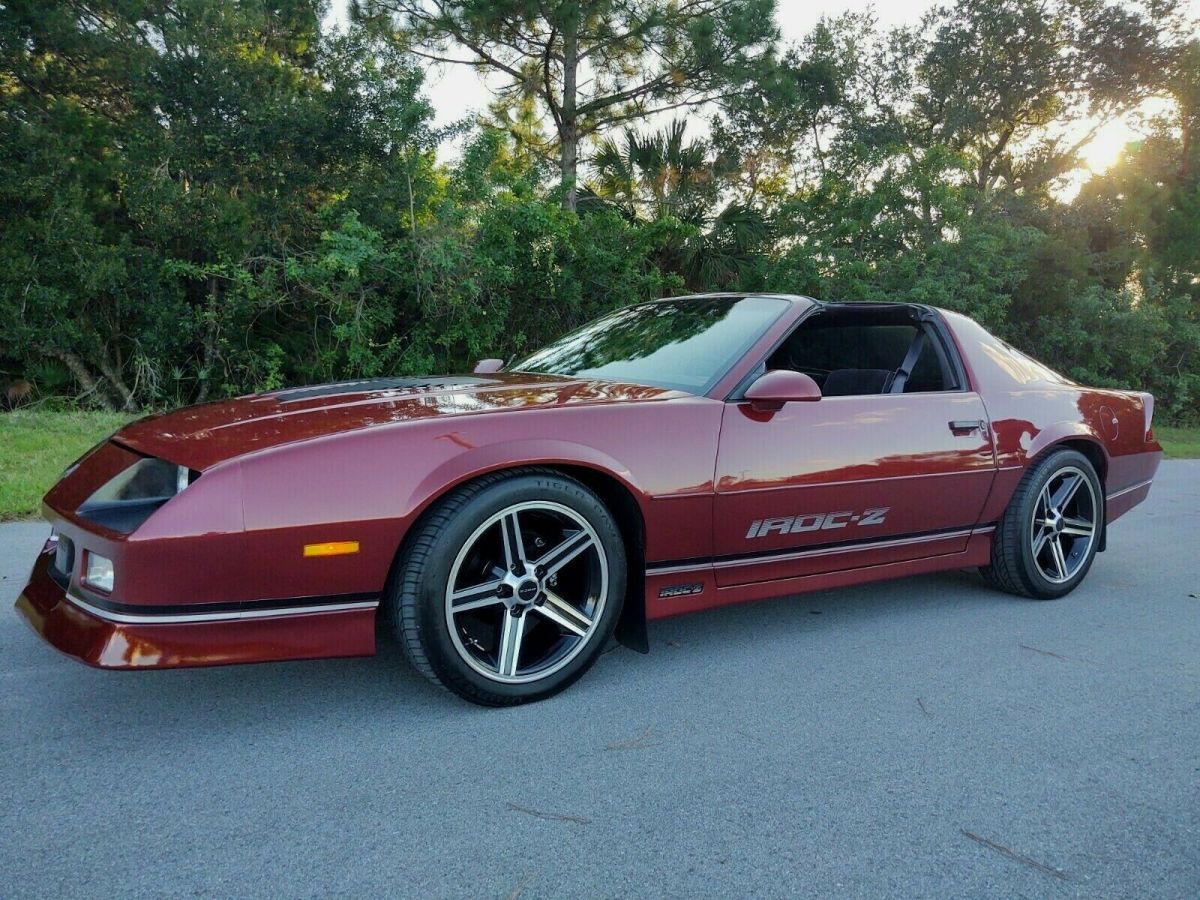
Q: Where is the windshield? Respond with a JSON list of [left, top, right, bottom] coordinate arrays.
[[511, 296, 790, 394]]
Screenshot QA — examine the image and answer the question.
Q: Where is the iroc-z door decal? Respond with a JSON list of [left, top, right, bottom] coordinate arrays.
[[745, 507, 890, 539]]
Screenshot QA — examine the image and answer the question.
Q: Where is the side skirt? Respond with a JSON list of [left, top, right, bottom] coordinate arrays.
[[645, 530, 994, 620]]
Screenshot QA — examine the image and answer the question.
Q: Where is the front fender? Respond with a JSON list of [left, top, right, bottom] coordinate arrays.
[[402, 438, 654, 655], [403, 438, 647, 521]]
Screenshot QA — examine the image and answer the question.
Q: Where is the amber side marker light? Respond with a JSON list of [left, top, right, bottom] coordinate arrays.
[[303, 541, 360, 558]]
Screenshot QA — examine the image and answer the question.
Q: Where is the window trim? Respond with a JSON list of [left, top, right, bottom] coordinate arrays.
[[725, 302, 969, 401]]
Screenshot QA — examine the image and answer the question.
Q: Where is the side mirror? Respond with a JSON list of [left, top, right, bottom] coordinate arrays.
[[744, 369, 822, 410], [473, 358, 505, 374]]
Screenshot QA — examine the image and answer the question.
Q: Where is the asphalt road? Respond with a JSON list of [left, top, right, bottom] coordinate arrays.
[[1, 462, 1197, 899]]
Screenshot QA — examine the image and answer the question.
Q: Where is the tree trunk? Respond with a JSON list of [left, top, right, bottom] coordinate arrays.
[[1178, 95, 1193, 182], [95, 351, 138, 412], [41, 346, 116, 411], [559, 22, 579, 212], [196, 328, 217, 404], [196, 275, 220, 404]]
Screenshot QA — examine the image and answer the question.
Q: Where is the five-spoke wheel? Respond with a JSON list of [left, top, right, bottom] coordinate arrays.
[[388, 470, 625, 705], [445, 501, 608, 683], [1028, 466, 1098, 584], [983, 448, 1103, 599]]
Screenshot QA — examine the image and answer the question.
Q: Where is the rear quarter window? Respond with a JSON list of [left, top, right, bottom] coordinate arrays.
[[976, 333, 1074, 386]]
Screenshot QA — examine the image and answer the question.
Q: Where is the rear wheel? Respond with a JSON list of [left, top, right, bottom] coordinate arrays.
[[388, 469, 625, 706], [981, 448, 1102, 599]]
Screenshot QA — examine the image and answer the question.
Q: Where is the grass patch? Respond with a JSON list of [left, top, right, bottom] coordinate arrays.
[[0, 409, 134, 521], [1156, 425, 1200, 459]]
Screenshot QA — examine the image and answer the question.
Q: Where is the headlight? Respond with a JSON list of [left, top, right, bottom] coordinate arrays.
[[78, 458, 197, 534], [84, 552, 115, 593], [86, 458, 193, 504]]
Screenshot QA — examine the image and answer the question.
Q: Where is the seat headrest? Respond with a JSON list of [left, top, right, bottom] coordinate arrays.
[[821, 368, 893, 397]]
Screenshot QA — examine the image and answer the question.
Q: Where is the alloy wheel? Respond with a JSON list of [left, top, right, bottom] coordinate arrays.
[[444, 500, 609, 684], [1029, 465, 1098, 584]]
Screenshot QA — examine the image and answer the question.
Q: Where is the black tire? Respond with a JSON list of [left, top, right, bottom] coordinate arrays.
[[387, 468, 626, 706], [981, 448, 1103, 599]]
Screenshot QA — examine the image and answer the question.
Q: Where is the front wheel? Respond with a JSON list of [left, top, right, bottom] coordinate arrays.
[[388, 469, 626, 706], [981, 448, 1103, 599]]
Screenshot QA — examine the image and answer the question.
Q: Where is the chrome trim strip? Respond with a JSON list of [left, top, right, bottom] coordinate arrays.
[[648, 527, 979, 577], [711, 528, 972, 570], [1106, 478, 1153, 502], [645, 561, 712, 577], [65, 592, 379, 625]]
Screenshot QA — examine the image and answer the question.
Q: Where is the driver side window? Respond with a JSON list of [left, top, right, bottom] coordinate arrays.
[[766, 314, 957, 396]]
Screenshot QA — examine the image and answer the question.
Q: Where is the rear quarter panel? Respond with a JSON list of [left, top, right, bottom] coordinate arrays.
[[944, 311, 1163, 524]]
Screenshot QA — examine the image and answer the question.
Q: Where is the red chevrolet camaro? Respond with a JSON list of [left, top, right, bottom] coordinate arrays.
[[18, 295, 1162, 704]]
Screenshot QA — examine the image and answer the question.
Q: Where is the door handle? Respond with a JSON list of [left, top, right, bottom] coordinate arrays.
[[949, 419, 986, 435]]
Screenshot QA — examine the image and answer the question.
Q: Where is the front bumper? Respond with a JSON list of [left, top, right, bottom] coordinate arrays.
[[16, 545, 379, 669]]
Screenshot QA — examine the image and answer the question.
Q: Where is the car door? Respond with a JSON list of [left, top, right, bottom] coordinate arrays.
[[712, 312, 997, 588]]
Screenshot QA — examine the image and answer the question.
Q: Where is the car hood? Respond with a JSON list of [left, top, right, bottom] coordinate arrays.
[[113, 373, 685, 470]]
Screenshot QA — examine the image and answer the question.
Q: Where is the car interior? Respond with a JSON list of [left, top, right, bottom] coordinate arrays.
[[765, 304, 961, 396]]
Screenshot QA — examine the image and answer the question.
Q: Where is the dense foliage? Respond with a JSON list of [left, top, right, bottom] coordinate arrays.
[[1, 0, 1197, 420]]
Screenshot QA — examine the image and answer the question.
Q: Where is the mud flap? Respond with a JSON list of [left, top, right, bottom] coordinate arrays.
[[615, 566, 649, 653]]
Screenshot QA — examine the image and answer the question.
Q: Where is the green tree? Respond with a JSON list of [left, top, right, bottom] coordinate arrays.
[[363, 0, 780, 209], [2, 0, 1197, 422], [588, 120, 770, 289], [590, 119, 717, 222], [765, 1, 1186, 318], [1033, 40, 1200, 418], [0, 0, 439, 408]]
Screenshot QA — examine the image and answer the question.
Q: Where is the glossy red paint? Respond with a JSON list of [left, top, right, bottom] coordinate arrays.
[[18, 546, 374, 668], [712, 391, 996, 586], [113, 373, 689, 471], [16, 295, 1163, 670], [743, 368, 822, 407]]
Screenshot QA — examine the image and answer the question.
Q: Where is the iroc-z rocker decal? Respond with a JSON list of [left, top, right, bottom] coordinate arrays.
[[658, 582, 704, 599], [745, 508, 890, 539]]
